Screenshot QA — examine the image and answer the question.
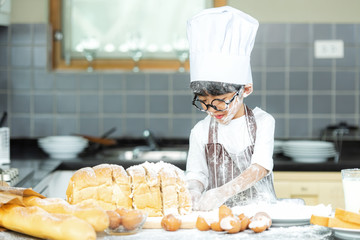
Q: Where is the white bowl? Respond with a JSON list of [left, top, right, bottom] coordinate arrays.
[[39, 136, 87, 144], [38, 136, 88, 159]]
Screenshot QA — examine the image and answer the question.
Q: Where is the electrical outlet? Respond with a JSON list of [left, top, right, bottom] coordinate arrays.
[[314, 40, 344, 59]]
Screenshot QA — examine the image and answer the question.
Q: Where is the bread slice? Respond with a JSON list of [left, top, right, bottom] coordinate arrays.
[[110, 164, 132, 209], [66, 164, 132, 210], [172, 164, 192, 215], [126, 164, 156, 216], [141, 162, 163, 216], [335, 208, 360, 225], [328, 217, 360, 229], [310, 215, 329, 227], [66, 167, 99, 206], [158, 162, 179, 216]]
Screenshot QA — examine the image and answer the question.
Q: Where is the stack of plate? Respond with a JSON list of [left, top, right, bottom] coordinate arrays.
[[273, 140, 283, 154], [38, 136, 88, 159], [282, 140, 337, 163]]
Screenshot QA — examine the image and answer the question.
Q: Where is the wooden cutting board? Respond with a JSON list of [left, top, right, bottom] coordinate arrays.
[[143, 212, 201, 229]]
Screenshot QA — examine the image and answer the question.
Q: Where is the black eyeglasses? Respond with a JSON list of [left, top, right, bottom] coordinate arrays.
[[192, 90, 241, 112]]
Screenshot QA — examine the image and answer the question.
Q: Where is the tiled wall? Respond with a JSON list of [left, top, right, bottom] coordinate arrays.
[[0, 23, 359, 139]]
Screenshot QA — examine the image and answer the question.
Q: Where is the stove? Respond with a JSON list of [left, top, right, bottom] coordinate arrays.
[[0, 167, 20, 187]]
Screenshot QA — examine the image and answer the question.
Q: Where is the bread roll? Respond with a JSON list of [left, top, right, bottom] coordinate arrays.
[[0, 204, 96, 240], [23, 196, 109, 232], [66, 164, 132, 210]]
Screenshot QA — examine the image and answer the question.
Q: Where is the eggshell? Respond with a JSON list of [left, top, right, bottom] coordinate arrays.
[[196, 215, 211, 231], [250, 223, 267, 233], [220, 216, 241, 234], [253, 212, 272, 229], [239, 215, 250, 231], [219, 205, 233, 221], [210, 221, 223, 232], [161, 214, 182, 231]]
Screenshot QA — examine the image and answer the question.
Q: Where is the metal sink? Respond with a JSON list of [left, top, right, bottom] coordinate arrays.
[[100, 147, 188, 162], [121, 150, 187, 161]]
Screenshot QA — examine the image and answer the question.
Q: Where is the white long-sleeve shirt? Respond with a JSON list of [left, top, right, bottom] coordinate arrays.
[[186, 107, 275, 190]]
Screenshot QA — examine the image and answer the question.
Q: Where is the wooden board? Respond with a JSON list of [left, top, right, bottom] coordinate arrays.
[[143, 213, 201, 229]]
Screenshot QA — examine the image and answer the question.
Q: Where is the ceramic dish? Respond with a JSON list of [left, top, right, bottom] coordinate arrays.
[[271, 218, 310, 227], [105, 211, 147, 235], [331, 227, 360, 239]]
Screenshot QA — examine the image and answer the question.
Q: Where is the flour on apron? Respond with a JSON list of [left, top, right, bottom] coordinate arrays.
[[205, 105, 277, 207]]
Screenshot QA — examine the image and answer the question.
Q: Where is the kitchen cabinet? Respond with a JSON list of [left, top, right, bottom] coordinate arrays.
[[274, 171, 345, 208], [0, 0, 11, 26]]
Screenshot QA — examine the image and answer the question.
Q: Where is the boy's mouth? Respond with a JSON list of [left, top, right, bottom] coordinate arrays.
[[214, 114, 224, 119]]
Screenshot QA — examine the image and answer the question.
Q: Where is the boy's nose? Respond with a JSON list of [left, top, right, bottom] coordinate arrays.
[[207, 106, 217, 113]]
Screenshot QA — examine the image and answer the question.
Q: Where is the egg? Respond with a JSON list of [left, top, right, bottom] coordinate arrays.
[[121, 209, 145, 230], [161, 214, 181, 231], [220, 216, 241, 234], [196, 215, 211, 231], [219, 205, 233, 220], [106, 210, 122, 229], [115, 207, 129, 217]]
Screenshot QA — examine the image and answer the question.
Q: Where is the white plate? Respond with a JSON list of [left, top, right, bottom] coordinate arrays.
[[271, 218, 310, 227], [283, 140, 334, 148], [49, 153, 78, 159], [331, 227, 360, 239], [283, 151, 336, 157], [292, 157, 329, 163], [282, 147, 335, 153]]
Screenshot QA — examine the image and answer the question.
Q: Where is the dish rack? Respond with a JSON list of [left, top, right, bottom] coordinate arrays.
[[0, 167, 19, 187], [320, 122, 359, 163]]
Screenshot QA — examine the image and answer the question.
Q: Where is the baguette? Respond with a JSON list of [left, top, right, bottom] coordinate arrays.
[[23, 196, 109, 232], [0, 204, 96, 240]]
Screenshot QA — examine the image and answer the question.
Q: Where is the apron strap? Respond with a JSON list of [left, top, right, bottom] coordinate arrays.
[[244, 104, 257, 145], [208, 118, 218, 143], [208, 105, 256, 145]]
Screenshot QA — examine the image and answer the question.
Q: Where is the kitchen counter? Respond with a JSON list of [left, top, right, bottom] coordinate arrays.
[[5, 151, 360, 190], [6, 155, 359, 190], [0, 225, 335, 239], [4, 138, 360, 191]]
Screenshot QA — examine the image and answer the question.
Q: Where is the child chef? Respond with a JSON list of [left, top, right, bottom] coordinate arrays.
[[185, 6, 277, 211]]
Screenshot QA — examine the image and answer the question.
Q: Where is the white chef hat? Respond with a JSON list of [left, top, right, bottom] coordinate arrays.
[[187, 6, 259, 85]]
